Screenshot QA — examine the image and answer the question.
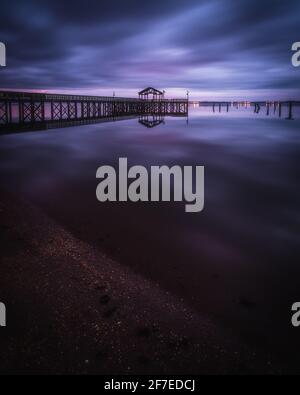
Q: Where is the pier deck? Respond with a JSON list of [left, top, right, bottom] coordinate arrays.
[[0, 91, 188, 126]]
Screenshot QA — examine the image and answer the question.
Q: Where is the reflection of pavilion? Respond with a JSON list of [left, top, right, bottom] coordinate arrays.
[[139, 114, 165, 128]]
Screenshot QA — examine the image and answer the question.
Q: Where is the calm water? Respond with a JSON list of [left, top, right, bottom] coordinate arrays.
[[1, 106, 300, 363]]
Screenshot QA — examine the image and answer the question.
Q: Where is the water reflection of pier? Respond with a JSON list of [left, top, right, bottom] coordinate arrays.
[[0, 113, 186, 135], [0, 115, 140, 135], [139, 114, 165, 128]]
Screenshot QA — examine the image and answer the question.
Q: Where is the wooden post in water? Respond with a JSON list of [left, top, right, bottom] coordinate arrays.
[[279, 102, 282, 118], [286, 101, 294, 120]]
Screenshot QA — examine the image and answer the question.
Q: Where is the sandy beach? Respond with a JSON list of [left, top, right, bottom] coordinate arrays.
[[0, 188, 285, 375]]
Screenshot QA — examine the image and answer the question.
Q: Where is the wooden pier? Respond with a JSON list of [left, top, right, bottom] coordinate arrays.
[[0, 90, 188, 127]]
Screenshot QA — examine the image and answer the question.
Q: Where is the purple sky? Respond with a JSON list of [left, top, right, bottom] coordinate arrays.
[[0, 0, 299, 100]]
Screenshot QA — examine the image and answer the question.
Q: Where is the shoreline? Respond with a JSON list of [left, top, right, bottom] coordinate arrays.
[[0, 189, 284, 374]]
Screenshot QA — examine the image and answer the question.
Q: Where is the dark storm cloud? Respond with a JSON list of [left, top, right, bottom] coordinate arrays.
[[0, 0, 299, 99]]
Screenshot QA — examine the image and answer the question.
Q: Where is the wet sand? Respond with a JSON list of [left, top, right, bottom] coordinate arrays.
[[0, 189, 285, 375]]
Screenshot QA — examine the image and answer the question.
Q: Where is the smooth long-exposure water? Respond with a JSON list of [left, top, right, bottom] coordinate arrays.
[[1, 105, 300, 365]]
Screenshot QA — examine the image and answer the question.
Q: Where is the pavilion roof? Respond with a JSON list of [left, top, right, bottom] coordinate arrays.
[[139, 87, 164, 95]]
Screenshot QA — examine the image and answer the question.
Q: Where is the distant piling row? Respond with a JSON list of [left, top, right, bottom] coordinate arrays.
[[196, 101, 299, 120]]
